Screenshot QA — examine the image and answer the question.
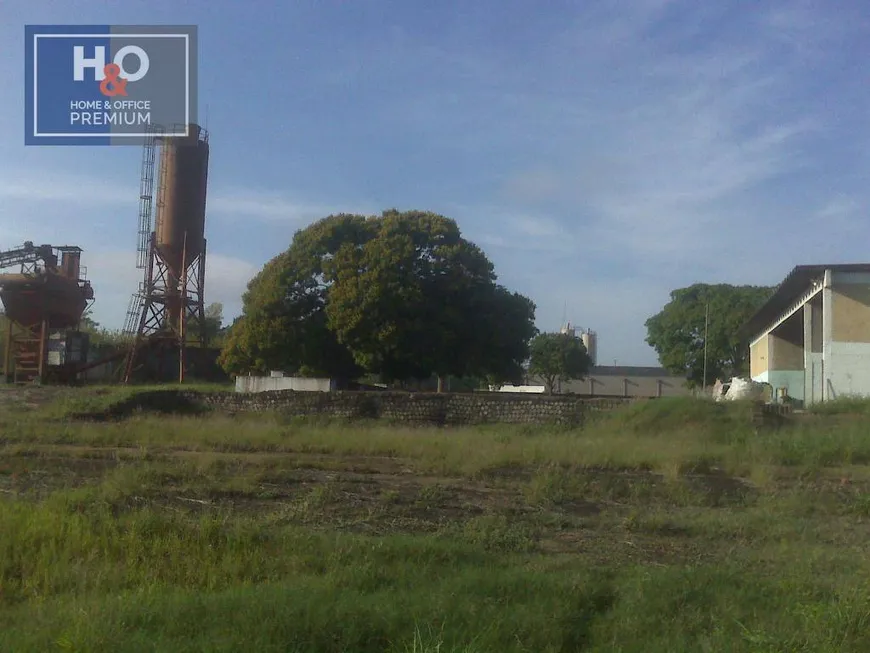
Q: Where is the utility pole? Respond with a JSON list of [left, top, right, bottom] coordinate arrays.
[[702, 302, 709, 394]]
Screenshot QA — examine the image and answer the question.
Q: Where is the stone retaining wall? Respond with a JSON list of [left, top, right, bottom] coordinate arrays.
[[107, 390, 636, 425]]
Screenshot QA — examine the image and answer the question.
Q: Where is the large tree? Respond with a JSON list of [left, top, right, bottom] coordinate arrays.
[[218, 214, 372, 378], [528, 332, 591, 394], [219, 209, 536, 388], [645, 283, 774, 387], [325, 210, 536, 387]]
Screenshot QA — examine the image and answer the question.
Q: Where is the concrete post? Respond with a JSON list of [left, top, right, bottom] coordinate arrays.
[[803, 303, 813, 405], [822, 269, 833, 401]]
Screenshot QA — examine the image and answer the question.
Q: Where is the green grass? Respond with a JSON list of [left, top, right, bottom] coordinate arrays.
[[5, 402, 870, 476], [46, 382, 233, 417], [3, 392, 870, 650], [808, 396, 870, 415]]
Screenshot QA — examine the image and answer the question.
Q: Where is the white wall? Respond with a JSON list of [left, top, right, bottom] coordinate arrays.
[[826, 342, 870, 399], [235, 376, 335, 393], [767, 371, 806, 402], [752, 370, 807, 402], [491, 384, 546, 393]]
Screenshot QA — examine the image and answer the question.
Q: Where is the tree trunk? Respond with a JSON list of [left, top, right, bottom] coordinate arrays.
[[436, 375, 445, 393]]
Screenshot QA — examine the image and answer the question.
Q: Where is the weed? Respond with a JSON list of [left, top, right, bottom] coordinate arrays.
[[461, 515, 538, 553], [524, 465, 587, 507], [416, 484, 448, 509]]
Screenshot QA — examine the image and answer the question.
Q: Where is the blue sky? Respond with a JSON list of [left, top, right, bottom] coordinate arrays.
[[2, 0, 869, 366]]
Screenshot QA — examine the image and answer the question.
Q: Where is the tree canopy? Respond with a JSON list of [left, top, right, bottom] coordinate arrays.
[[528, 332, 591, 394], [645, 283, 774, 387], [219, 210, 537, 386]]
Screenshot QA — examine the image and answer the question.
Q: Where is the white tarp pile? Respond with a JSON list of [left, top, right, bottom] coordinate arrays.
[[714, 376, 768, 402]]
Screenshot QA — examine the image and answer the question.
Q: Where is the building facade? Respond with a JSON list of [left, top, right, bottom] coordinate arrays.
[[743, 264, 870, 406]]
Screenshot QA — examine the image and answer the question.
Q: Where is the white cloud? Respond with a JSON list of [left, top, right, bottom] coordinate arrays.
[[84, 248, 259, 331], [0, 171, 359, 224], [0, 174, 134, 206], [501, 169, 564, 204], [462, 5, 850, 279], [208, 189, 372, 224]]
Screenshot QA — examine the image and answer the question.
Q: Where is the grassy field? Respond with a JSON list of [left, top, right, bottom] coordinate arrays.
[[2, 389, 870, 651]]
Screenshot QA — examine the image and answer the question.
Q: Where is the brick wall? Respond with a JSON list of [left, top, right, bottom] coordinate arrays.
[[103, 390, 635, 426]]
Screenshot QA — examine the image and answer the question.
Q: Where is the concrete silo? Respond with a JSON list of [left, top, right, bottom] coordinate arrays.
[[581, 330, 598, 366], [123, 124, 210, 383], [154, 124, 210, 329]]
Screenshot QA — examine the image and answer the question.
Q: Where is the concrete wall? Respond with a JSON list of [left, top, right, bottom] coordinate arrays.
[[234, 376, 335, 393], [750, 334, 769, 377], [825, 273, 870, 399], [521, 369, 689, 398], [832, 281, 870, 343], [570, 375, 689, 398], [106, 390, 637, 426], [769, 333, 803, 371], [767, 370, 806, 402], [825, 342, 870, 399], [561, 374, 690, 398]]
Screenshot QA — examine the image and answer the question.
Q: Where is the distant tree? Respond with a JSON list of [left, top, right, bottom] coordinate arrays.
[[201, 302, 224, 346], [528, 332, 591, 394], [644, 283, 775, 387], [77, 308, 131, 349], [80, 309, 99, 331]]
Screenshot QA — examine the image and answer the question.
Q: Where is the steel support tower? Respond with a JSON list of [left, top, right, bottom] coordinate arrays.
[[123, 124, 208, 383]]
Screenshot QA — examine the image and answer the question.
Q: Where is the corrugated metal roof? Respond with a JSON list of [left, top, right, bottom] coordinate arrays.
[[740, 263, 870, 340]]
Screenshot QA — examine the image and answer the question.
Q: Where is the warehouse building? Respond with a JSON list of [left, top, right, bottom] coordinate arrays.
[[742, 264, 870, 406]]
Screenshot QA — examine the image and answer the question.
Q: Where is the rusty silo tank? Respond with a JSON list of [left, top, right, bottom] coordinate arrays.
[[155, 124, 210, 280]]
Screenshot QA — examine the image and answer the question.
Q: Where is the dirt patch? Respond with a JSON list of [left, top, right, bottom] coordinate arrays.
[[0, 454, 122, 498], [477, 463, 533, 482]]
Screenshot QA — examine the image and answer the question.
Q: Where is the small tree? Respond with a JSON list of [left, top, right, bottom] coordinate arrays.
[[202, 302, 224, 345], [529, 332, 591, 394]]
